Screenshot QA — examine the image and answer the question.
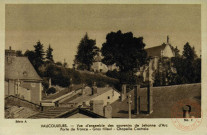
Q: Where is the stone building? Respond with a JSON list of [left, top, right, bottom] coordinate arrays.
[[5, 47, 43, 104], [91, 53, 109, 73], [137, 36, 176, 84], [90, 52, 119, 73]]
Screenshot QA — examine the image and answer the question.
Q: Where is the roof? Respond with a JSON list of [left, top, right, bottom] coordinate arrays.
[[145, 44, 166, 57], [58, 108, 105, 118], [43, 84, 83, 100], [67, 87, 115, 104], [29, 107, 105, 118], [5, 56, 42, 81], [111, 83, 201, 118], [5, 105, 38, 118], [145, 43, 175, 57]]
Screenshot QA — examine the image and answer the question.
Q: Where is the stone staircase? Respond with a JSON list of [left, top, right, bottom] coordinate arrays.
[[29, 107, 73, 118]]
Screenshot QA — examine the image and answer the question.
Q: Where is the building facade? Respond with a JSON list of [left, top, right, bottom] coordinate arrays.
[[138, 36, 175, 84], [5, 47, 43, 104], [91, 53, 108, 73], [91, 52, 119, 73]]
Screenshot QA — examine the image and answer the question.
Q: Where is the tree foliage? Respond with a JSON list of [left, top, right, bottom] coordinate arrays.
[[193, 58, 201, 82], [46, 87, 56, 94], [75, 33, 99, 70], [44, 64, 70, 87], [33, 41, 45, 70], [46, 44, 54, 62], [101, 30, 147, 72], [183, 42, 197, 61], [101, 30, 147, 84], [24, 50, 36, 65], [16, 50, 23, 56], [173, 46, 180, 57], [55, 61, 62, 66], [24, 41, 45, 75], [154, 42, 201, 86]]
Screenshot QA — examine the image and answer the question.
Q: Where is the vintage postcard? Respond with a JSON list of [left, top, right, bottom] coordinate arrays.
[[0, 0, 207, 135]]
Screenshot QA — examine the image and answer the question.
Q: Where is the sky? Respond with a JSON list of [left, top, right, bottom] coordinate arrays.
[[5, 4, 201, 67]]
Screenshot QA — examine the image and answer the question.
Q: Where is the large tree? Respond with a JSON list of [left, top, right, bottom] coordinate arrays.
[[24, 50, 36, 64], [101, 30, 147, 83], [101, 30, 147, 71], [75, 33, 99, 70], [173, 46, 180, 57], [170, 42, 201, 84], [33, 41, 45, 69], [183, 42, 197, 61], [16, 50, 23, 56], [46, 44, 54, 62]]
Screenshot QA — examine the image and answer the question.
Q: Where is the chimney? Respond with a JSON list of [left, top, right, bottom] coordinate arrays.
[[121, 84, 127, 101], [82, 102, 87, 107], [92, 82, 97, 95], [104, 102, 112, 118], [127, 94, 132, 118], [183, 105, 191, 118], [90, 100, 104, 116], [147, 82, 153, 114], [134, 85, 141, 115]]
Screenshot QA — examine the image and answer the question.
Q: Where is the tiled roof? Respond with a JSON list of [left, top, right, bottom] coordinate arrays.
[[111, 83, 201, 118], [5, 56, 42, 81]]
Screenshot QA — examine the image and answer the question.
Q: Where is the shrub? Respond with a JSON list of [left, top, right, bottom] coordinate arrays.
[[42, 77, 49, 89], [43, 62, 119, 89], [106, 70, 119, 79], [46, 87, 56, 94], [80, 72, 119, 88]]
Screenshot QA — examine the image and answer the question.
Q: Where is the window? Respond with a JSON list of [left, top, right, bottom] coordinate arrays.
[[23, 71, 28, 77], [108, 96, 110, 99]]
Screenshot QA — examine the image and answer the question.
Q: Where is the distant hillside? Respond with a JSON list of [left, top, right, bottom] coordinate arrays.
[[77, 70, 119, 88]]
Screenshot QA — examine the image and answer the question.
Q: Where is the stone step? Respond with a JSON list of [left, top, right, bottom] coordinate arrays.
[[30, 107, 72, 118]]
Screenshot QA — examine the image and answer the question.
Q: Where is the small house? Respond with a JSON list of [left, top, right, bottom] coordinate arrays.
[[5, 47, 43, 104]]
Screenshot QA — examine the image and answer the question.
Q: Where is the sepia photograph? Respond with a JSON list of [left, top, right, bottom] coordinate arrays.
[[4, 4, 201, 120]]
